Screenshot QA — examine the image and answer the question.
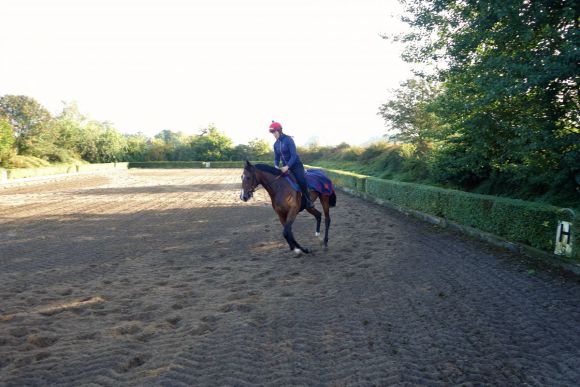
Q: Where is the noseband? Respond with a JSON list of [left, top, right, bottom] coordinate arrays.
[[244, 169, 260, 196]]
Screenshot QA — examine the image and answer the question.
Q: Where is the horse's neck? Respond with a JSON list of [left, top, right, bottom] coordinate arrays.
[[256, 170, 281, 199]]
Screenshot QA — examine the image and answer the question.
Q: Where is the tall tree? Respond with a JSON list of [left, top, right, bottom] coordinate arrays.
[[394, 0, 579, 190], [154, 129, 191, 160], [378, 78, 442, 155], [0, 118, 15, 166], [96, 124, 127, 162], [190, 125, 233, 161], [52, 103, 85, 160], [125, 133, 149, 161], [0, 95, 53, 153], [247, 138, 271, 158]]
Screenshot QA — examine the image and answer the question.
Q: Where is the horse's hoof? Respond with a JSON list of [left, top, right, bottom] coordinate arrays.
[[293, 248, 302, 257], [302, 248, 310, 254]]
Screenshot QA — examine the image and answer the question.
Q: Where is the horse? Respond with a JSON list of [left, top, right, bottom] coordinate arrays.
[[239, 160, 336, 256]]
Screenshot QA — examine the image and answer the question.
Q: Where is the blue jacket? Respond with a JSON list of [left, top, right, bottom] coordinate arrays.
[[274, 134, 301, 168]]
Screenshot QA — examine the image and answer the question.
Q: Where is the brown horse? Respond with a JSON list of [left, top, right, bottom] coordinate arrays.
[[240, 160, 336, 256]]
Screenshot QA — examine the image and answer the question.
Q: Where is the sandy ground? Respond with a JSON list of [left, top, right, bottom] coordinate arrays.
[[1, 168, 580, 386]]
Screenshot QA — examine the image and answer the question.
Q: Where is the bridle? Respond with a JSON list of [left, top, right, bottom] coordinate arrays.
[[243, 167, 288, 197], [242, 168, 260, 197]]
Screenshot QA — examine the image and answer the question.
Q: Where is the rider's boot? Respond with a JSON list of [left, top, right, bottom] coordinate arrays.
[[302, 189, 315, 209]]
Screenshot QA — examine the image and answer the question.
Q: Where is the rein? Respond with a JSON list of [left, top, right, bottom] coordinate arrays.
[[273, 172, 288, 181], [248, 169, 287, 195]]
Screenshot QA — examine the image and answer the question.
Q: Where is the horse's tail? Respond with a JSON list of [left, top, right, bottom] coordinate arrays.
[[329, 192, 337, 207]]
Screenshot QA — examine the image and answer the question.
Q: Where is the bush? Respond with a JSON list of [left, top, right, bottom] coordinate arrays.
[[6, 164, 75, 179], [7, 155, 51, 168], [365, 176, 574, 257]]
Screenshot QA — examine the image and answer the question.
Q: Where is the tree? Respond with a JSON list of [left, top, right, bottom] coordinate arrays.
[[52, 103, 85, 161], [231, 144, 253, 161], [190, 125, 233, 161], [125, 133, 149, 161], [154, 129, 192, 160], [74, 120, 127, 163], [74, 121, 100, 162], [247, 138, 271, 159], [231, 138, 272, 161], [378, 78, 442, 154], [0, 95, 52, 153], [0, 118, 15, 166], [96, 124, 127, 162], [393, 0, 580, 192], [146, 138, 169, 161]]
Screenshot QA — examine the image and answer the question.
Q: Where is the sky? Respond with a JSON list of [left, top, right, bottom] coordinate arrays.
[[0, 0, 412, 147]]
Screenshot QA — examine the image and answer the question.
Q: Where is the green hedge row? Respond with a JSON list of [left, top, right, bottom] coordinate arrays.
[[204, 161, 247, 168], [128, 161, 204, 169], [77, 162, 128, 172], [316, 168, 578, 261], [316, 168, 367, 193], [5, 165, 75, 179], [1, 162, 128, 180], [128, 161, 260, 169]]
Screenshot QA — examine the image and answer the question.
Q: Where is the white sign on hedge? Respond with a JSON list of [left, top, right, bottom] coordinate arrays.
[[554, 221, 572, 257]]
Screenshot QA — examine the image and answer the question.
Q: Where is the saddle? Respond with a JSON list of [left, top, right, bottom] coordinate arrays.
[[283, 169, 335, 196]]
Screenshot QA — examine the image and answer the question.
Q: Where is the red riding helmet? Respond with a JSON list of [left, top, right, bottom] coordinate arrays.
[[269, 121, 282, 133]]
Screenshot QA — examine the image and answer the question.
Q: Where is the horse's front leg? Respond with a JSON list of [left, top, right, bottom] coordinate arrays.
[[277, 212, 294, 251], [284, 210, 310, 256]]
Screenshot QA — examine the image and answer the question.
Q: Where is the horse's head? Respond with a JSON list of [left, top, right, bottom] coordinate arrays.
[[240, 160, 258, 202]]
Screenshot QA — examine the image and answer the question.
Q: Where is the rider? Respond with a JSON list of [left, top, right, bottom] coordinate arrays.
[[269, 120, 315, 209]]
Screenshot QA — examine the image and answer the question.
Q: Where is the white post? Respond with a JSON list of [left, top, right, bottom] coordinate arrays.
[[554, 221, 572, 257]]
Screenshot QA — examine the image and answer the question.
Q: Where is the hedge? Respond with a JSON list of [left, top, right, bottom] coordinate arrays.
[[5, 165, 75, 179], [77, 162, 128, 172], [1, 162, 128, 181], [203, 161, 246, 168], [311, 170, 578, 262], [312, 167, 367, 193], [367, 177, 576, 255], [128, 161, 204, 169], [128, 161, 260, 169]]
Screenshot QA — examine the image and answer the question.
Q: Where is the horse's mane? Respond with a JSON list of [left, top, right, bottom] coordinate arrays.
[[255, 163, 282, 176]]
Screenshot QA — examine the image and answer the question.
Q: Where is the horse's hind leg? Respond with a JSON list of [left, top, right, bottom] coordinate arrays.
[[306, 192, 322, 237], [321, 196, 331, 249]]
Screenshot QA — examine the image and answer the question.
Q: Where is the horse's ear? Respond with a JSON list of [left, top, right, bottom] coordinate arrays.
[[244, 160, 252, 168]]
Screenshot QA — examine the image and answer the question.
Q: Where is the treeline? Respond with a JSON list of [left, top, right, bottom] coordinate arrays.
[[374, 0, 579, 207], [1, 0, 577, 208], [0, 96, 272, 168]]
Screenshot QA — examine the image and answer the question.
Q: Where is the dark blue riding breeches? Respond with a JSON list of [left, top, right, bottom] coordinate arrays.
[[290, 162, 309, 194]]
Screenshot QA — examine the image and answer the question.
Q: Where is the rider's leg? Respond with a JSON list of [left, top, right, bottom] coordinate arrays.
[[290, 164, 314, 208]]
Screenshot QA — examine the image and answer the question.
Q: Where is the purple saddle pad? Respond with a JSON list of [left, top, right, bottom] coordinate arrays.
[[284, 169, 334, 196]]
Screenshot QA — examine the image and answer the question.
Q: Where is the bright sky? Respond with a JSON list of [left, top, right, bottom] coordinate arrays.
[[0, 0, 412, 146]]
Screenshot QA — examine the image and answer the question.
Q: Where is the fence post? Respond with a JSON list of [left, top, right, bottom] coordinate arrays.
[[549, 208, 577, 260]]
